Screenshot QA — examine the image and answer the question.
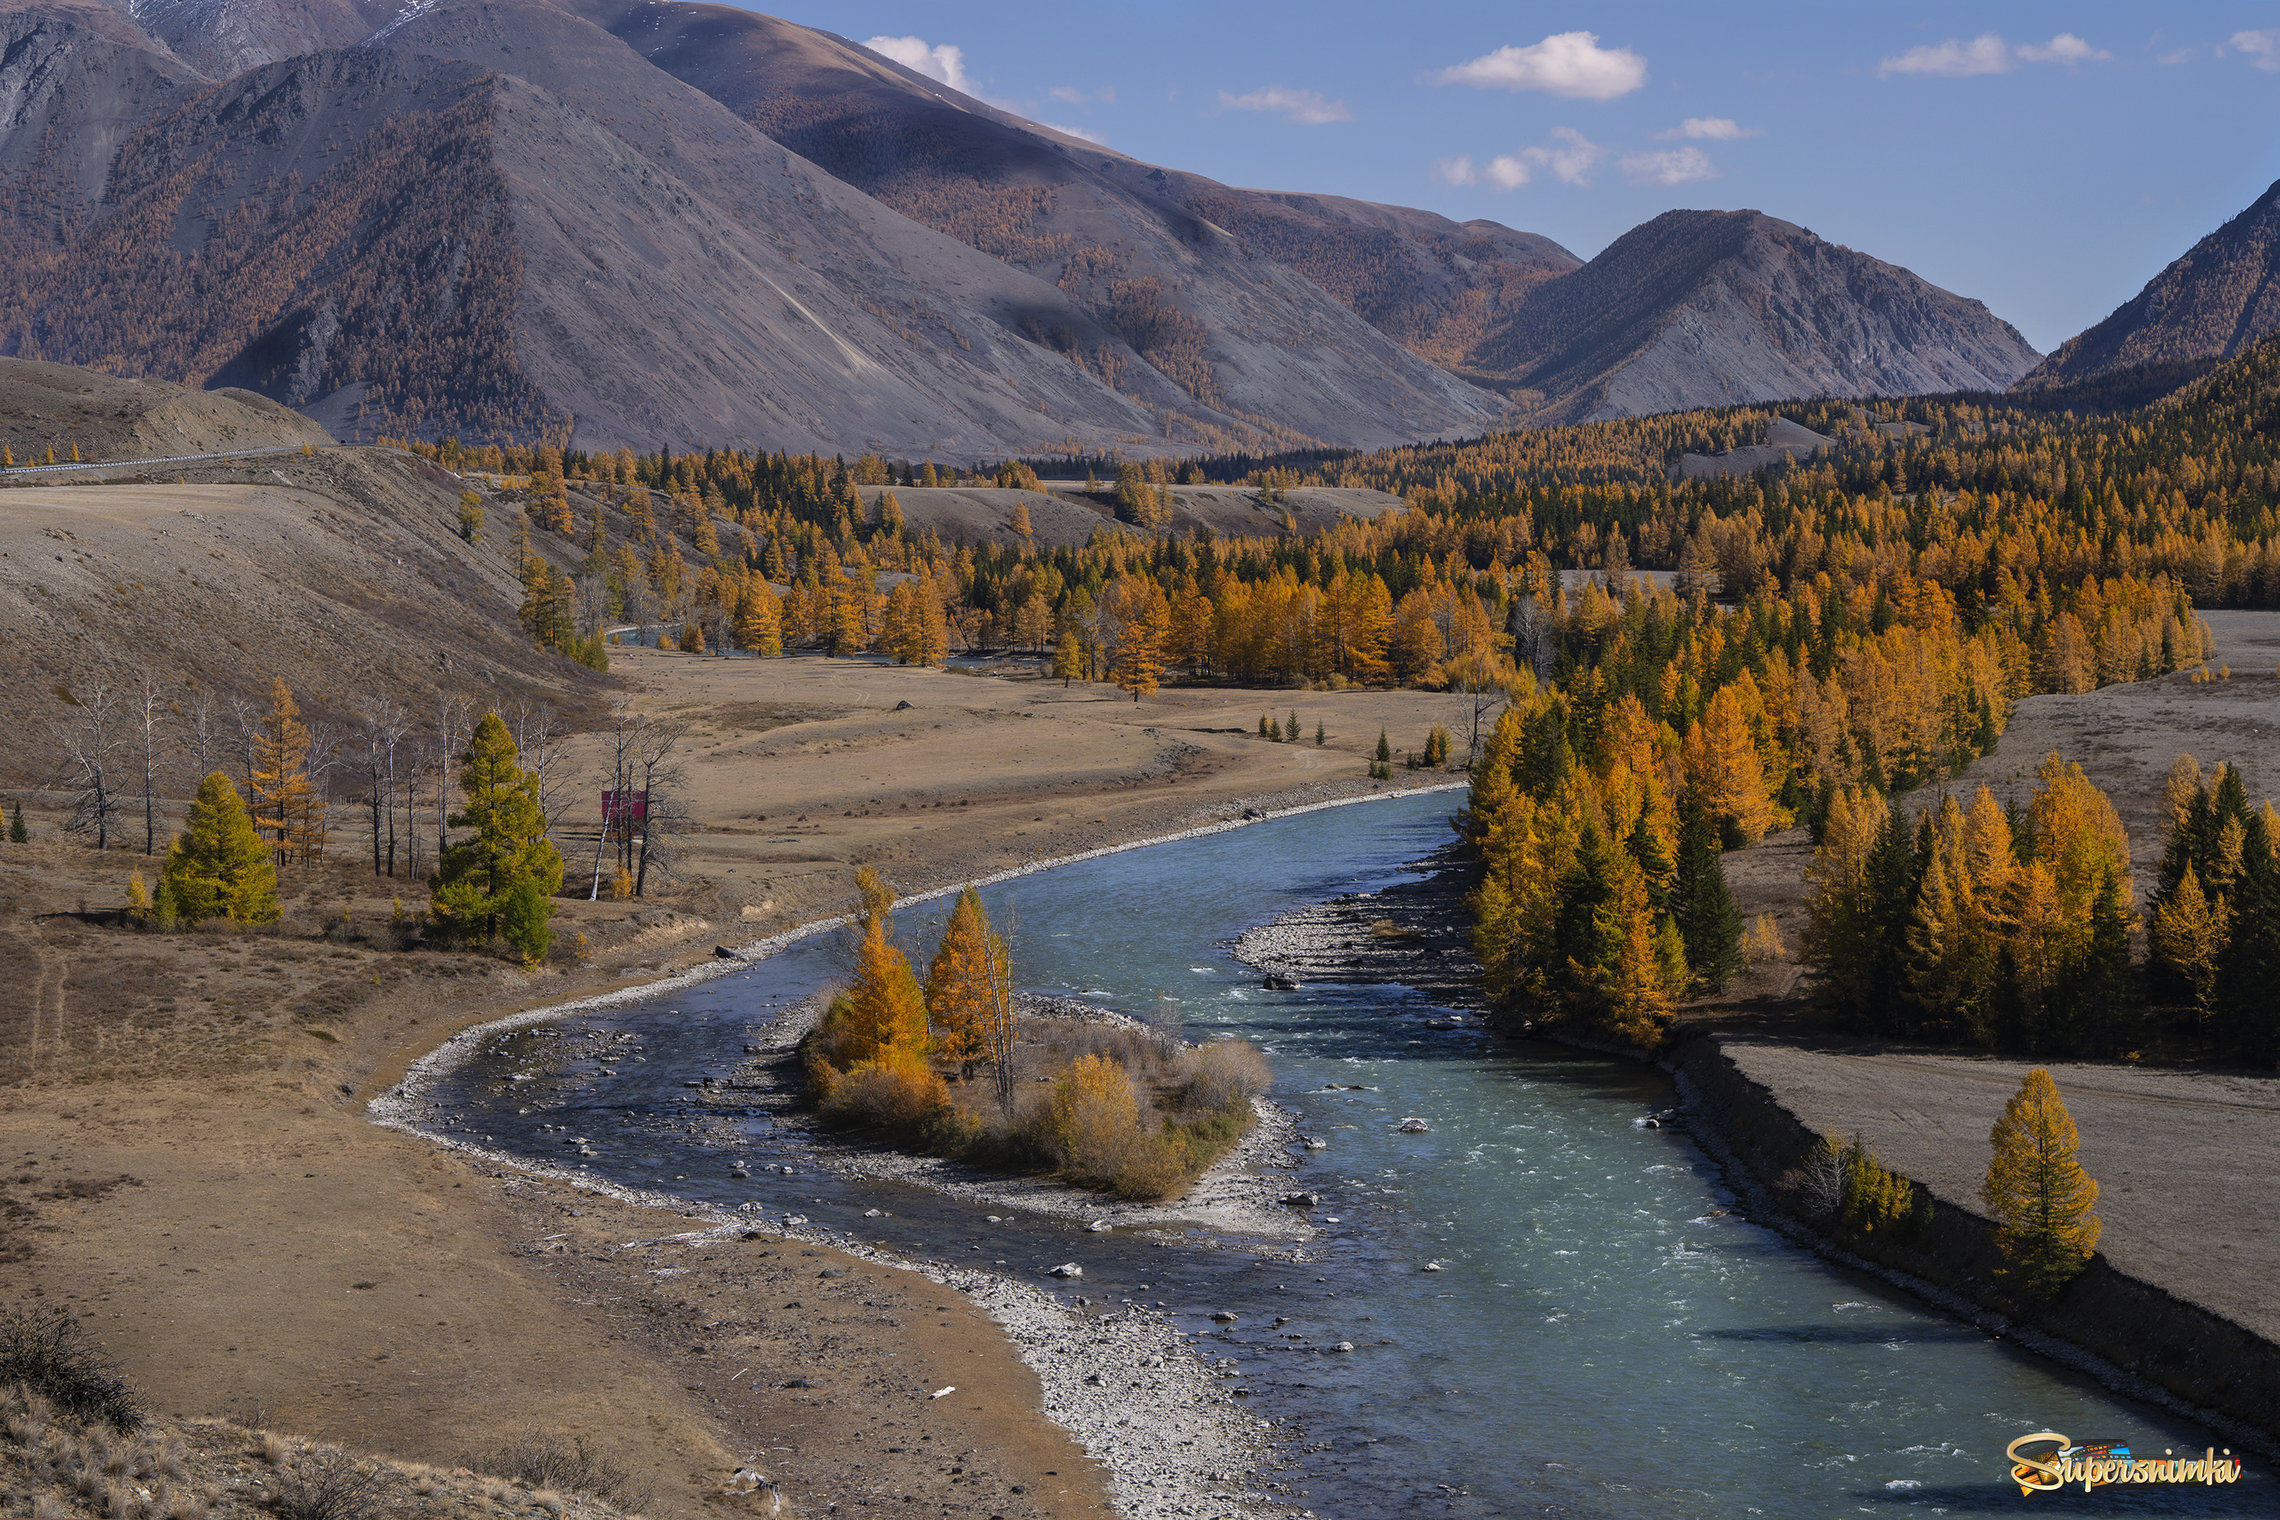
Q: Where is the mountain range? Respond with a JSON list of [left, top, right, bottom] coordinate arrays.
[[2024, 176, 2280, 403], [0, 0, 2052, 454]]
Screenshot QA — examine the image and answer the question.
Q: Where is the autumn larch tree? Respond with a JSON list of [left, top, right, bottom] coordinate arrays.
[[925, 885, 1012, 1081], [428, 713, 564, 966], [1051, 629, 1084, 687], [815, 866, 932, 1073], [159, 773, 279, 927], [1108, 576, 1168, 701], [1982, 1067, 2101, 1298], [251, 679, 322, 866], [734, 580, 784, 657]]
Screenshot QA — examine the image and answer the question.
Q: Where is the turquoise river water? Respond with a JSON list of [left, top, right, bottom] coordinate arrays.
[[426, 793, 2273, 1518]]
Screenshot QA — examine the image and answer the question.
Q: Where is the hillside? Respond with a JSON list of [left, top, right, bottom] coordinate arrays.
[[562, 0, 1517, 446], [2024, 176, 2280, 399], [0, 426, 598, 790], [0, 357, 332, 464], [1469, 209, 2041, 422], [0, 0, 2054, 454], [0, 0, 1507, 458]]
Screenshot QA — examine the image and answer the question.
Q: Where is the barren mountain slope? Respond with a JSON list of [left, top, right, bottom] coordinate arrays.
[[1474, 209, 2041, 422], [90, 0, 392, 74], [2024, 176, 2280, 397], [3, 0, 1468, 458], [565, 0, 1514, 444], [0, 356, 332, 463]]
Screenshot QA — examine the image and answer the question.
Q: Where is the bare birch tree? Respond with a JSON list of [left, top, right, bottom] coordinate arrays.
[[357, 696, 408, 877], [55, 683, 122, 850], [630, 716, 691, 897], [186, 689, 220, 783], [130, 668, 169, 854]]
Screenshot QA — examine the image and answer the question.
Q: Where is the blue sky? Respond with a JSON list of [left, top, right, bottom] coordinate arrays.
[[750, 1, 2280, 354]]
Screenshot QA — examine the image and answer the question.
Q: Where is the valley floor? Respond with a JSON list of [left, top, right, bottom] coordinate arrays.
[[0, 652, 1480, 1517]]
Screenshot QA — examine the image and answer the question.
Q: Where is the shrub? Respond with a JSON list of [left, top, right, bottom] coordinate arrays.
[[270, 1447, 400, 1520], [1740, 912, 1787, 963], [819, 1060, 952, 1137], [467, 1430, 650, 1511], [1031, 1054, 1187, 1198], [0, 1308, 140, 1430], [1176, 1039, 1270, 1119]]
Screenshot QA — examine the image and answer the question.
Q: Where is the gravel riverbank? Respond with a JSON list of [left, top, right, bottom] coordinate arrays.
[[369, 795, 1490, 1520]]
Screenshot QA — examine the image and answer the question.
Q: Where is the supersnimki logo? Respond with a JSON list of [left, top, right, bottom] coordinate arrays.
[[2005, 1432, 2245, 1494]]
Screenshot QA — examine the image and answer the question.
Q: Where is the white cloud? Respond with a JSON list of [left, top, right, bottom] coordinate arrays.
[[1529, 127, 1603, 185], [2017, 33, 2111, 66], [1620, 145, 1719, 186], [1437, 31, 1646, 101], [1659, 116, 1757, 141], [1877, 33, 2016, 77], [863, 35, 974, 95], [2226, 30, 2280, 71], [1216, 86, 1352, 125], [1043, 121, 1109, 145], [2158, 47, 2194, 65], [1485, 155, 1531, 189], [1050, 84, 1114, 105], [1877, 32, 2111, 78], [1439, 129, 1604, 190]]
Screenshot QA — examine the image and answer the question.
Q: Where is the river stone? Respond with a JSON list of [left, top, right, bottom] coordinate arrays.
[[1210, 1311, 1238, 1323], [1330, 1341, 1355, 1352], [1398, 1117, 1430, 1133], [1086, 1219, 1113, 1232], [1050, 1262, 1083, 1278], [1301, 1136, 1329, 1150], [1279, 1191, 1322, 1207]]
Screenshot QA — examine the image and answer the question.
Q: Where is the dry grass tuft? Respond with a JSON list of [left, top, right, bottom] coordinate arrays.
[[269, 1445, 401, 1520], [466, 1430, 651, 1512]]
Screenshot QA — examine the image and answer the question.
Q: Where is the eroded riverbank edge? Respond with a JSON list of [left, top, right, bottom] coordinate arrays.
[[1228, 849, 2280, 1462], [368, 782, 1468, 1520]]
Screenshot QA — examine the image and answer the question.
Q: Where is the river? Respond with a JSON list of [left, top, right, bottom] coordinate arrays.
[[422, 793, 2272, 1517]]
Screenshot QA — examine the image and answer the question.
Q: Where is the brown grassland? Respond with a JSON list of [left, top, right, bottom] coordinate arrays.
[[0, 642, 1479, 1517]]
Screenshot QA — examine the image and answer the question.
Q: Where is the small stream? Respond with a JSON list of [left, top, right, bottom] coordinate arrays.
[[423, 795, 2272, 1517]]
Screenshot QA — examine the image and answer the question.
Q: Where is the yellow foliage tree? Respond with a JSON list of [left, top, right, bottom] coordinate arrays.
[[2151, 866, 2226, 1024], [818, 866, 931, 1072], [925, 885, 1005, 1080], [1982, 1068, 2101, 1298], [1686, 684, 1777, 843], [1107, 576, 1169, 701], [734, 580, 783, 656], [251, 679, 323, 865]]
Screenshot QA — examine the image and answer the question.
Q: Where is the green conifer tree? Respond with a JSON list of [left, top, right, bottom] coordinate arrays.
[[6, 802, 23, 843], [159, 773, 279, 926], [428, 714, 564, 965], [1673, 790, 1743, 992], [2214, 811, 2280, 1065], [2061, 869, 2141, 1057]]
